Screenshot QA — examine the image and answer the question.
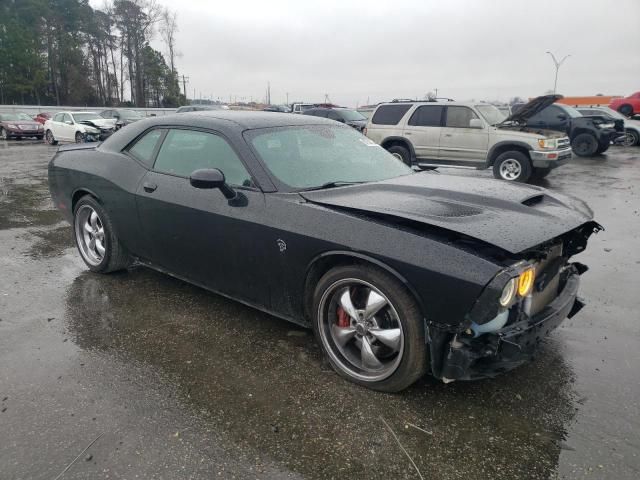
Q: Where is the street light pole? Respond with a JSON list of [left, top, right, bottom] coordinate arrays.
[[545, 51, 571, 94]]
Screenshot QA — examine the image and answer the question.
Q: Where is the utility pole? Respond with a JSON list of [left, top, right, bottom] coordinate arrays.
[[286, 92, 289, 105], [546, 51, 571, 94], [267, 82, 271, 105], [181, 75, 189, 98]]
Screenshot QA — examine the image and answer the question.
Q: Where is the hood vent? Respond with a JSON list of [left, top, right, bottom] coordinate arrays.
[[521, 194, 546, 207]]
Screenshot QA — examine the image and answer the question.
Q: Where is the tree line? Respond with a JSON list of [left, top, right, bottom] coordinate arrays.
[[0, 0, 186, 108]]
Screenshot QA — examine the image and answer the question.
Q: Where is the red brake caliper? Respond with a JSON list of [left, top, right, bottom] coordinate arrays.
[[336, 306, 350, 328]]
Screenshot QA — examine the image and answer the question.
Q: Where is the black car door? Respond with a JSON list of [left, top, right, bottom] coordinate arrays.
[[135, 127, 269, 306]]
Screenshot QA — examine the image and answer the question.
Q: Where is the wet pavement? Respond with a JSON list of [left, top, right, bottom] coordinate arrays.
[[0, 139, 638, 479]]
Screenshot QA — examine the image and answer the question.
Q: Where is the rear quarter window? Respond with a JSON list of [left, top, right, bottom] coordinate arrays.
[[371, 104, 412, 125], [127, 129, 163, 167]]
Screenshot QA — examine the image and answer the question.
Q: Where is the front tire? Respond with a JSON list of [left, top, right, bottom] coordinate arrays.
[[0, 127, 8, 140], [622, 129, 639, 146], [45, 130, 58, 145], [492, 151, 532, 182], [596, 141, 610, 154], [571, 133, 598, 157], [386, 145, 411, 166], [312, 265, 427, 392], [73, 196, 131, 273], [75, 131, 84, 143]]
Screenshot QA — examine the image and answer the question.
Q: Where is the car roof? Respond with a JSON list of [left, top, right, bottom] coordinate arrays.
[[56, 111, 98, 115], [376, 101, 486, 108]]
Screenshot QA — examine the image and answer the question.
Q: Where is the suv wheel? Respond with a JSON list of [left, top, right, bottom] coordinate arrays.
[[386, 145, 411, 166], [618, 104, 633, 117], [492, 151, 532, 182], [572, 133, 598, 157], [622, 129, 639, 146]]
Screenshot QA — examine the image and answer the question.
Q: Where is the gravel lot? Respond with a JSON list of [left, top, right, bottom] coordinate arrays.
[[1, 139, 638, 479]]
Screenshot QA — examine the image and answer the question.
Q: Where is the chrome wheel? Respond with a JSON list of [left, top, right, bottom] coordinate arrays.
[[622, 131, 637, 147], [499, 158, 522, 180], [318, 279, 404, 382], [46, 130, 54, 144], [75, 205, 106, 266]]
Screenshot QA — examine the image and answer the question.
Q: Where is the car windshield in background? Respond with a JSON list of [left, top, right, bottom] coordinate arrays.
[[560, 105, 583, 118], [73, 113, 102, 122], [1, 113, 32, 121], [122, 110, 143, 119], [247, 125, 412, 190], [339, 109, 367, 121], [476, 105, 506, 125]]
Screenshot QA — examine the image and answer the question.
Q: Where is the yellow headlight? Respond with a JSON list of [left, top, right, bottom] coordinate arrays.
[[538, 139, 546, 148], [518, 268, 535, 297]]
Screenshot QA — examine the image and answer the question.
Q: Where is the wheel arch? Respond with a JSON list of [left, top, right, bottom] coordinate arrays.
[[302, 250, 427, 323], [486, 141, 532, 167], [381, 136, 416, 161], [71, 188, 102, 212]]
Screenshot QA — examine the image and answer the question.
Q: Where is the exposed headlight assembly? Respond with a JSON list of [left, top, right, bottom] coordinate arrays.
[[596, 123, 615, 129], [537, 138, 557, 149]]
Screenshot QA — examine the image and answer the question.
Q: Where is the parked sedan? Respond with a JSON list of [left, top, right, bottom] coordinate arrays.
[[100, 109, 144, 129], [0, 113, 44, 140], [44, 111, 117, 144], [48, 111, 601, 391], [303, 107, 368, 131], [577, 106, 640, 146]]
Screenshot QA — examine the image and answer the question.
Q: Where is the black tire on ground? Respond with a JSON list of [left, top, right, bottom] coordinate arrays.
[[386, 144, 411, 166], [312, 264, 427, 392], [73, 195, 131, 273], [45, 130, 58, 145], [492, 150, 532, 182], [596, 142, 610, 154], [531, 167, 552, 180], [75, 131, 84, 143], [618, 104, 633, 117], [36, 135, 44, 140], [571, 133, 599, 157], [623, 129, 640, 146], [0, 127, 8, 140]]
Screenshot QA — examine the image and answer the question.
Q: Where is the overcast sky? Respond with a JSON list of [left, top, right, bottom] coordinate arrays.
[[94, 0, 640, 106]]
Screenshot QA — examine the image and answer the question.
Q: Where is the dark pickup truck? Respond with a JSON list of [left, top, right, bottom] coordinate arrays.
[[512, 96, 624, 156]]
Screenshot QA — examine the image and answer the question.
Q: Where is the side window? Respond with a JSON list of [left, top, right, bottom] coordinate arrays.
[[102, 111, 112, 118], [128, 129, 164, 167], [154, 129, 252, 187], [445, 106, 479, 128], [327, 110, 341, 120], [53, 113, 64, 122], [63, 114, 73, 124], [371, 104, 412, 125], [408, 106, 443, 127]]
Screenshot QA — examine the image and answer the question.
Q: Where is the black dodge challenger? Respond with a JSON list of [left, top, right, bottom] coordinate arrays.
[[48, 111, 601, 392]]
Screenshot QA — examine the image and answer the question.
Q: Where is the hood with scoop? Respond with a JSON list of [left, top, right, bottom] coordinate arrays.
[[500, 94, 562, 125], [300, 173, 595, 254]]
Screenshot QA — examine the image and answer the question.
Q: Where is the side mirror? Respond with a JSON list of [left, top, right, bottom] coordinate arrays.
[[65, 120, 73, 125], [190, 168, 236, 199], [469, 118, 483, 129]]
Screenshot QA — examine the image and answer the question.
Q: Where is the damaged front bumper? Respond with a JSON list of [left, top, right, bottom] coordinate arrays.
[[429, 267, 583, 382]]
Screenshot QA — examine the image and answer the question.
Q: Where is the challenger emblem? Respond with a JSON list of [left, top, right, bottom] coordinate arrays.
[[277, 239, 287, 252]]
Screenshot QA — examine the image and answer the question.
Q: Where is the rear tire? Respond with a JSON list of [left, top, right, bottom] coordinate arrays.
[[571, 133, 598, 157], [618, 104, 633, 117], [73, 195, 131, 273], [45, 130, 58, 145], [492, 151, 532, 182], [386, 145, 411, 166], [312, 264, 427, 392]]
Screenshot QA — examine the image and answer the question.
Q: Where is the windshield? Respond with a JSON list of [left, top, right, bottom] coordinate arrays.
[[0, 113, 33, 121], [246, 125, 412, 190], [120, 110, 143, 119], [476, 105, 506, 125], [72, 113, 102, 122], [338, 109, 367, 121], [559, 105, 582, 118]]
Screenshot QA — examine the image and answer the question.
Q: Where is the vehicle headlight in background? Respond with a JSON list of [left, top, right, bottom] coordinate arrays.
[[537, 138, 557, 149], [517, 267, 535, 297], [499, 278, 517, 307], [7, 124, 17, 129]]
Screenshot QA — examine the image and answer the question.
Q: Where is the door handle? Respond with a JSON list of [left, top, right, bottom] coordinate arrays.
[[143, 182, 157, 193]]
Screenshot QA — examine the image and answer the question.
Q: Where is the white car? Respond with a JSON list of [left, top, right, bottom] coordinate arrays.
[[577, 106, 640, 146], [44, 111, 117, 145]]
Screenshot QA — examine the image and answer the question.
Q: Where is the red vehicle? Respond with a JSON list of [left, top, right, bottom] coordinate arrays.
[[609, 92, 640, 117], [34, 112, 52, 124]]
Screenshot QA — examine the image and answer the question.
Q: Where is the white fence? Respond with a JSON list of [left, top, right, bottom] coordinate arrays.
[[0, 105, 178, 117]]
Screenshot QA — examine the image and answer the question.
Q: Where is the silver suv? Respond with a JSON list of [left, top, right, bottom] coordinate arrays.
[[365, 98, 572, 182]]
